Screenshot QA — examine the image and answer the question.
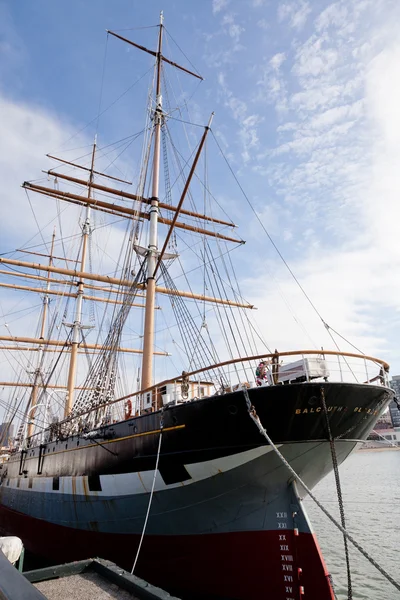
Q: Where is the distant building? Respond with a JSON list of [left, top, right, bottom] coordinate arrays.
[[389, 375, 400, 428], [374, 413, 393, 430], [0, 422, 14, 446]]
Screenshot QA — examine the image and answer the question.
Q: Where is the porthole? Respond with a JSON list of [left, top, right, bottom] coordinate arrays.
[[228, 405, 238, 415]]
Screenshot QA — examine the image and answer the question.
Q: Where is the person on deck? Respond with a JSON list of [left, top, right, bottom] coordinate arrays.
[[255, 360, 269, 386]]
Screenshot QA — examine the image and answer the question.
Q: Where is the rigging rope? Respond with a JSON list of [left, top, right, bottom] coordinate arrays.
[[241, 386, 400, 595]]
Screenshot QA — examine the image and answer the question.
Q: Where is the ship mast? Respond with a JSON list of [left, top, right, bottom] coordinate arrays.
[[141, 12, 164, 392], [64, 138, 96, 417], [27, 229, 55, 438]]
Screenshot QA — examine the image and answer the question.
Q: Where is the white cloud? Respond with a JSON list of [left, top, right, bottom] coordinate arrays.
[[278, 0, 311, 30], [257, 18, 270, 31], [270, 52, 286, 71], [292, 34, 338, 77], [248, 0, 400, 372], [217, 73, 262, 164], [212, 0, 229, 14], [222, 13, 245, 42]]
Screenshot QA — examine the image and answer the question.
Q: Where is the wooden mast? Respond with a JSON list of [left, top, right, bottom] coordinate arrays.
[[141, 12, 164, 393], [64, 139, 96, 417], [27, 229, 55, 438]]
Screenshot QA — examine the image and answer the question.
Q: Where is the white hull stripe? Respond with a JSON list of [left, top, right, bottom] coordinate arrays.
[[4, 445, 279, 497]]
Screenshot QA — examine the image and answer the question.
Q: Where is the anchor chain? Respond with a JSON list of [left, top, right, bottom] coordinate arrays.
[[242, 386, 400, 595], [320, 386, 353, 600]]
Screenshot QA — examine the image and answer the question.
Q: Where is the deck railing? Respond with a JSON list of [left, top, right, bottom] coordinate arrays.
[[24, 350, 390, 446]]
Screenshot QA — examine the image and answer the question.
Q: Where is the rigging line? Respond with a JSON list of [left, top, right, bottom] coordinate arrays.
[[166, 131, 234, 226], [167, 115, 205, 128], [24, 190, 50, 254], [324, 322, 370, 358], [96, 33, 109, 135], [161, 264, 222, 382], [210, 131, 331, 326], [52, 66, 154, 153], [111, 25, 158, 32], [163, 26, 202, 79], [0, 231, 84, 257], [203, 241, 249, 379], [0, 303, 43, 320]]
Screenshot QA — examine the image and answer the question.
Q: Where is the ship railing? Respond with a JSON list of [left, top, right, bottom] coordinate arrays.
[[24, 350, 390, 445], [108, 350, 390, 415], [147, 350, 389, 407]]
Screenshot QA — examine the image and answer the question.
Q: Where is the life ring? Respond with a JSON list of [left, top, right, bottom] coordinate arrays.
[[125, 399, 132, 420]]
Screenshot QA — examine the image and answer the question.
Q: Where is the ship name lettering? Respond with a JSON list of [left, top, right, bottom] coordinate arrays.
[[284, 575, 293, 582], [281, 555, 293, 561], [295, 409, 301, 414], [354, 407, 362, 413], [279, 534, 286, 540], [278, 522, 287, 529], [276, 512, 287, 518], [282, 565, 293, 571]]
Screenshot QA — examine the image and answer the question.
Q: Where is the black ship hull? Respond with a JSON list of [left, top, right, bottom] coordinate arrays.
[[0, 382, 393, 599]]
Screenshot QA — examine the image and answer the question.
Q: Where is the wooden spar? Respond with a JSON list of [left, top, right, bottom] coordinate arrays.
[[44, 170, 236, 228], [0, 269, 145, 297], [107, 29, 203, 81], [0, 281, 154, 308], [0, 257, 255, 309], [107, 30, 157, 57], [154, 113, 214, 278], [23, 182, 243, 244], [154, 285, 252, 308], [0, 335, 168, 355], [0, 382, 98, 390], [141, 14, 163, 394], [46, 154, 132, 185], [17, 248, 77, 263], [0, 346, 135, 355]]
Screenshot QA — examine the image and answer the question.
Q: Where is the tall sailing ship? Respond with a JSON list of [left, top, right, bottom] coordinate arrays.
[[0, 15, 394, 600]]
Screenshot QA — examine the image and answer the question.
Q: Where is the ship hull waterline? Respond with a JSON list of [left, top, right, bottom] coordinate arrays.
[[0, 382, 393, 599]]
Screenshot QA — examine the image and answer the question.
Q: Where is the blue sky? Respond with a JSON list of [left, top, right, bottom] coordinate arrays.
[[1, 0, 400, 388]]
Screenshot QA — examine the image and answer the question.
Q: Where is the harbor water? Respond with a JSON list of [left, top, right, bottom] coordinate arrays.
[[304, 448, 400, 600]]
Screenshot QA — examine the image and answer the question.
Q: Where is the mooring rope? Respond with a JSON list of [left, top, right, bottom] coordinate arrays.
[[242, 387, 400, 595], [131, 411, 164, 574]]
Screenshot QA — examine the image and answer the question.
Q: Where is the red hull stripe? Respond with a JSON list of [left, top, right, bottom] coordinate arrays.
[[0, 504, 334, 600]]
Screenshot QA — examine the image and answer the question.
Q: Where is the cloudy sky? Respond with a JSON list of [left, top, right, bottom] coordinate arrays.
[[1, 0, 400, 404]]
